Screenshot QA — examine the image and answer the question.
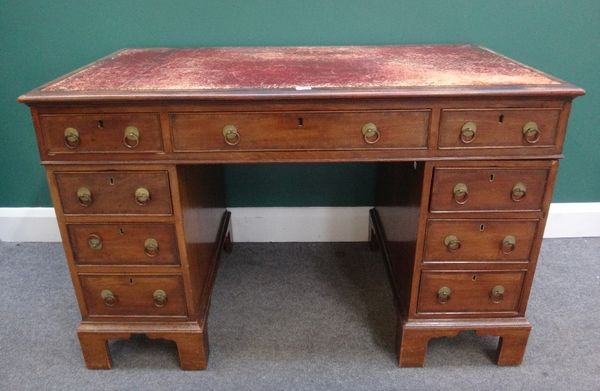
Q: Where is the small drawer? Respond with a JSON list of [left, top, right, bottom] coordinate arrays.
[[80, 274, 187, 317], [56, 171, 172, 215], [438, 108, 561, 149], [417, 271, 525, 314], [170, 110, 429, 151], [423, 219, 538, 263], [39, 113, 164, 154], [430, 167, 549, 212], [68, 223, 179, 266]]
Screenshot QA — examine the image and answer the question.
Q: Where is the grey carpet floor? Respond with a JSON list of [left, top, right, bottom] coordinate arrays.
[[0, 239, 599, 391]]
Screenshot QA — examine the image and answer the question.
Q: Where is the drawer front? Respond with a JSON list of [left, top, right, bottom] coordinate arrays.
[[423, 220, 538, 262], [430, 167, 549, 212], [417, 271, 525, 314], [68, 223, 179, 266], [171, 111, 429, 151], [438, 108, 561, 149], [80, 274, 187, 317], [56, 171, 173, 215], [40, 113, 163, 153]]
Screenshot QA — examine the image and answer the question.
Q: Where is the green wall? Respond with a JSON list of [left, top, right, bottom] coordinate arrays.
[[1, 0, 598, 207]]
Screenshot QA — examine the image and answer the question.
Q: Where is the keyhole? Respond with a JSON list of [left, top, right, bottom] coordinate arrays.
[[97, 120, 104, 128], [109, 177, 114, 185], [119, 227, 125, 235], [129, 277, 134, 284], [297, 117, 304, 127], [472, 274, 478, 281], [489, 174, 495, 182], [498, 114, 504, 123], [480, 224, 485, 231]]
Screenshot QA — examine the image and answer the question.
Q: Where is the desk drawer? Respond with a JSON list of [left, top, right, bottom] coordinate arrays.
[[438, 108, 560, 149], [80, 274, 187, 317], [430, 167, 549, 212], [40, 113, 163, 154], [68, 223, 179, 266], [423, 219, 538, 263], [56, 171, 173, 215], [170, 111, 429, 151], [417, 271, 525, 314]]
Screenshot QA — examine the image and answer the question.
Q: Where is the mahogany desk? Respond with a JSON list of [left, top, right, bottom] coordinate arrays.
[[19, 45, 584, 369]]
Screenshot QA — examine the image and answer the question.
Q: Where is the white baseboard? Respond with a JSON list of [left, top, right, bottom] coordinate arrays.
[[1, 204, 599, 242]]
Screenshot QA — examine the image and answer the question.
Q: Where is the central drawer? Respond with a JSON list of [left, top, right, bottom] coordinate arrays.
[[170, 110, 430, 151]]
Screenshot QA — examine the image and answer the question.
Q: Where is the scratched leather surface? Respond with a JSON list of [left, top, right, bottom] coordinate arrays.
[[42, 45, 559, 92]]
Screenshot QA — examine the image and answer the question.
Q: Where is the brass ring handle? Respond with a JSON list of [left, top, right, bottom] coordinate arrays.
[[361, 122, 380, 144], [511, 182, 527, 202], [134, 187, 150, 205], [123, 126, 140, 149], [522, 121, 541, 144], [77, 187, 93, 207], [144, 238, 159, 257], [444, 235, 461, 252], [101, 289, 117, 306], [437, 286, 452, 304], [64, 127, 80, 149], [88, 234, 103, 250], [490, 285, 505, 303], [223, 125, 240, 146], [453, 183, 469, 204], [152, 289, 168, 307], [460, 122, 477, 144], [502, 235, 516, 254]]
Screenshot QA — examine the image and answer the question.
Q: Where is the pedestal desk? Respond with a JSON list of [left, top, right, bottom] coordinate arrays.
[[19, 45, 584, 369]]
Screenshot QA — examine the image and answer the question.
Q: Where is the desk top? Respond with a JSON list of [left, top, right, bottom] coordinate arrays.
[[20, 45, 583, 103]]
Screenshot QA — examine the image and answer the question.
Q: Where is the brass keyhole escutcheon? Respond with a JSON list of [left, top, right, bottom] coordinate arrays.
[[144, 238, 159, 257], [460, 121, 477, 143], [437, 286, 451, 304], [522, 121, 540, 144], [444, 235, 461, 252], [77, 187, 93, 207], [453, 183, 469, 204], [153, 289, 168, 307], [101, 289, 117, 306], [511, 182, 527, 202], [87, 234, 103, 250], [64, 127, 80, 149], [502, 235, 516, 254], [223, 124, 240, 146], [134, 187, 150, 205], [361, 122, 380, 144], [123, 126, 140, 148], [490, 285, 505, 303]]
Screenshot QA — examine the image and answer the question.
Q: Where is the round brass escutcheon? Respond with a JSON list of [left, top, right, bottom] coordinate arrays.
[[134, 187, 150, 205], [88, 234, 103, 250], [453, 183, 469, 204], [361, 122, 380, 144], [144, 238, 159, 256], [77, 187, 93, 207], [490, 285, 505, 303], [522, 121, 541, 144], [437, 286, 452, 304], [460, 121, 477, 144], [502, 235, 516, 254], [222, 125, 240, 146], [511, 182, 527, 202], [444, 235, 461, 252], [123, 126, 140, 148], [64, 127, 80, 149], [152, 289, 168, 307], [101, 289, 117, 306]]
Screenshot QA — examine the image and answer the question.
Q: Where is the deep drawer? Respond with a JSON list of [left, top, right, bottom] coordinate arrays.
[[170, 110, 429, 151], [430, 167, 549, 212], [417, 270, 525, 314], [68, 223, 179, 266], [55, 171, 173, 215], [80, 274, 187, 317], [423, 219, 538, 263], [39, 113, 163, 154]]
